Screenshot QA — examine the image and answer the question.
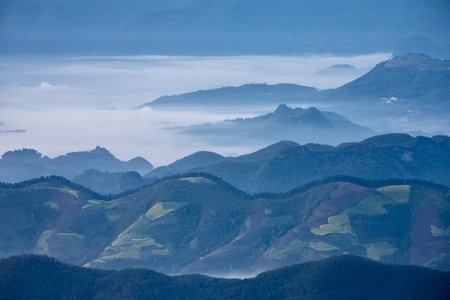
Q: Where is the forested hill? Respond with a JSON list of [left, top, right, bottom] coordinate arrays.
[[1, 254, 449, 299], [1, 174, 449, 274], [146, 134, 450, 194]]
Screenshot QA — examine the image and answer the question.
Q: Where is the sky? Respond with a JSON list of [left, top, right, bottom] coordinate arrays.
[[0, 53, 391, 167]]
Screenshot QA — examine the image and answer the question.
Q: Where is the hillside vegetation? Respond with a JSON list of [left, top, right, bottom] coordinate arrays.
[[146, 133, 450, 194], [1, 254, 449, 299], [0, 174, 448, 274]]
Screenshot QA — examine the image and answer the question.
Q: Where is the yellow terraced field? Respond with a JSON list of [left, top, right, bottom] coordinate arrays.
[[376, 185, 410, 203]]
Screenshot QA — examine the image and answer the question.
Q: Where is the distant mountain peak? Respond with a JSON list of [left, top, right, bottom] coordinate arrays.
[[384, 53, 447, 70], [271, 105, 331, 127], [274, 103, 291, 114], [330, 54, 450, 101], [304, 106, 322, 115], [92, 146, 111, 154], [0, 147, 153, 183], [1, 148, 44, 162]]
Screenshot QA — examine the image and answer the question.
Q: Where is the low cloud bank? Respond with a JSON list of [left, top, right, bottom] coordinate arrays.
[[0, 54, 391, 166]]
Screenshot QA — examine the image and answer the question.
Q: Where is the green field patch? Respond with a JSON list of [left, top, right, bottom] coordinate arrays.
[[342, 194, 390, 216], [151, 248, 170, 255], [268, 239, 307, 259], [129, 237, 161, 247], [147, 213, 179, 228], [376, 185, 410, 203], [82, 199, 104, 209], [179, 177, 216, 185], [57, 232, 84, 239], [431, 225, 450, 237], [94, 245, 142, 263], [44, 201, 59, 210], [100, 207, 174, 263], [34, 229, 55, 254], [34, 186, 79, 198], [310, 214, 355, 236], [426, 253, 448, 267], [145, 202, 187, 221], [364, 242, 397, 261], [109, 216, 153, 247], [98, 233, 169, 264], [112, 234, 163, 249], [105, 210, 121, 223], [308, 241, 340, 252], [189, 238, 199, 250]]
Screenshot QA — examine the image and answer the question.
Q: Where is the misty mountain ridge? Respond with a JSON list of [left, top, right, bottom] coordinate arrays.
[[329, 53, 450, 102], [171, 104, 374, 146], [143, 54, 450, 134], [73, 169, 148, 196], [145, 83, 319, 109], [0, 175, 448, 275], [145, 133, 450, 194], [0, 146, 153, 184], [315, 63, 367, 76], [1, 133, 448, 196], [145, 54, 450, 106]]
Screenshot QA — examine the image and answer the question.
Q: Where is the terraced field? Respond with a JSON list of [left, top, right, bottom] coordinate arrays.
[[0, 176, 448, 274]]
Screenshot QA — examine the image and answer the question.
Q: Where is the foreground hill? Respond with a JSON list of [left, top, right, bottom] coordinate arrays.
[[170, 104, 374, 146], [0, 175, 448, 274], [147, 134, 450, 194], [1, 254, 449, 299]]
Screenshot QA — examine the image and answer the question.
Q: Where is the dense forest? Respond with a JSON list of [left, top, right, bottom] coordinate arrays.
[[1, 254, 449, 299]]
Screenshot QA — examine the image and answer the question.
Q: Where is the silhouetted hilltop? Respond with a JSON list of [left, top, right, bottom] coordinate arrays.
[[146, 134, 450, 193], [0, 146, 153, 183], [171, 104, 373, 147], [1, 254, 449, 299], [328, 54, 450, 101]]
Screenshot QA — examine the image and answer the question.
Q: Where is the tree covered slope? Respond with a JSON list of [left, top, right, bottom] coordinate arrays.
[[1, 254, 449, 299], [0, 174, 448, 274]]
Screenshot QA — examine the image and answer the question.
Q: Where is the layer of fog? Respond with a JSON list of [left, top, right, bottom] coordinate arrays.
[[0, 54, 391, 166]]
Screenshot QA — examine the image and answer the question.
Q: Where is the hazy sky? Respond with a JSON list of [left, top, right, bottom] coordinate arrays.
[[0, 54, 391, 166]]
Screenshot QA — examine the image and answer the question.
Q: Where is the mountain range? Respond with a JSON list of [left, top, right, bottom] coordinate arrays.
[[1, 254, 449, 299], [143, 54, 450, 134], [328, 54, 450, 102], [170, 105, 374, 146], [145, 83, 319, 109], [1, 133, 448, 196], [0, 146, 153, 185], [147, 134, 450, 194], [1, 1, 449, 56], [0, 174, 448, 275]]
